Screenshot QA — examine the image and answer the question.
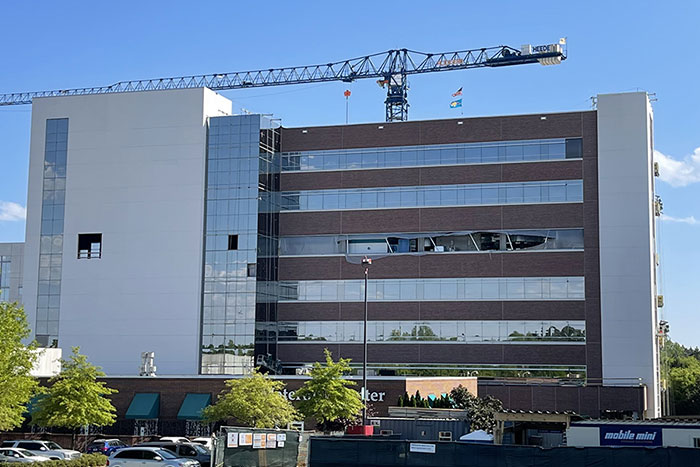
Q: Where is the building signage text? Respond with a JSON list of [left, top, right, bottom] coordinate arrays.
[[599, 425, 662, 446]]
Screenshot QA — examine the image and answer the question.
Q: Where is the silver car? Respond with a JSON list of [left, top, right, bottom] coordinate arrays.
[[0, 441, 80, 460], [0, 448, 51, 463], [108, 447, 200, 467]]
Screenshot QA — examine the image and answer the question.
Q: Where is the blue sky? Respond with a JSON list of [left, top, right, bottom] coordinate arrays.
[[1, 1, 698, 346]]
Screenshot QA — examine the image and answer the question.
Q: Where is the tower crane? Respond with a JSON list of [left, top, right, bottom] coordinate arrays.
[[0, 42, 566, 122]]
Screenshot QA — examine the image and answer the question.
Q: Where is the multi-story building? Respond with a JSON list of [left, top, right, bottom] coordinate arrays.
[[3, 88, 661, 418], [0, 242, 24, 303]]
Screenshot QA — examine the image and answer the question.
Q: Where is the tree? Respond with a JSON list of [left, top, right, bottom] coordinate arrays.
[[0, 301, 39, 431], [203, 370, 298, 428], [663, 340, 700, 414], [450, 385, 503, 433], [295, 349, 363, 431], [32, 347, 117, 445]]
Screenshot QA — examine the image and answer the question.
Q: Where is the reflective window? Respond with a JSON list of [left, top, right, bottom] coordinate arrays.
[[270, 320, 585, 343], [275, 180, 582, 212], [281, 138, 583, 172], [201, 115, 280, 375], [0, 255, 9, 301], [280, 229, 584, 256], [36, 118, 69, 346], [271, 277, 585, 302]]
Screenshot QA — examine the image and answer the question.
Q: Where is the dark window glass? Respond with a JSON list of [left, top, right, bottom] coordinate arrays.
[[228, 234, 238, 250], [247, 264, 256, 278], [141, 450, 157, 460], [565, 138, 583, 159], [17, 443, 42, 450], [78, 233, 102, 259], [115, 450, 142, 459]]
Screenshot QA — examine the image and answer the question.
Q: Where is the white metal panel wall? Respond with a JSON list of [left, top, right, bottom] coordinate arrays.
[[24, 88, 232, 375], [662, 428, 700, 447], [565, 427, 600, 447], [597, 92, 659, 417]]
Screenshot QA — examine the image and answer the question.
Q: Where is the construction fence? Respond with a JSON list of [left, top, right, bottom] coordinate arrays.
[[308, 437, 700, 467]]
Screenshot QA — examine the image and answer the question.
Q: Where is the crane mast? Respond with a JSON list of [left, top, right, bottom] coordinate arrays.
[[0, 43, 566, 122]]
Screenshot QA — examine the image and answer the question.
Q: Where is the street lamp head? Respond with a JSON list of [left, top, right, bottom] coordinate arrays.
[[362, 256, 372, 265]]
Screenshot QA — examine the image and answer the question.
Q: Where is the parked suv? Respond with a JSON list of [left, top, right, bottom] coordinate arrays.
[[0, 441, 80, 460], [86, 439, 128, 455], [108, 447, 199, 467], [137, 442, 210, 467]]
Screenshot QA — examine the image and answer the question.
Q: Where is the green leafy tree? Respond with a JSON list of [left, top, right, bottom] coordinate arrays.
[[32, 347, 117, 445], [664, 340, 700, 414], [0, 302, 39, 431], [295, 349, 363, 431], [450, 385, 503, 433], [203, 370, 299, 428]]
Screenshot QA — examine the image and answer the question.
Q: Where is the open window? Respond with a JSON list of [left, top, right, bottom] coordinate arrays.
[[78, 233, 102, 259]]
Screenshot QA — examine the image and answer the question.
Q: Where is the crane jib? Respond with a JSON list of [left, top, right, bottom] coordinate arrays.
[[0, 43, 566, 121]]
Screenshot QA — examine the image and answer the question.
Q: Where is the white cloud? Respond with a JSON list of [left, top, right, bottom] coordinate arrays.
[[654, 147, 700, 187], [0, 201, 26, 221], [660, 214, 699, 225]]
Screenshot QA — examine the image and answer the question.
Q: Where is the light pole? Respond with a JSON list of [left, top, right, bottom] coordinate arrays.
[[361, 256, 372, 425]]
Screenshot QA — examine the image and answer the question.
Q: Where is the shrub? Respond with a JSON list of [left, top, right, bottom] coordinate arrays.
[[38, 454, 107, 467]]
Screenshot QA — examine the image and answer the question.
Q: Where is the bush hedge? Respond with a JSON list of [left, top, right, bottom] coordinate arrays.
[[1, 453, 107, 467]]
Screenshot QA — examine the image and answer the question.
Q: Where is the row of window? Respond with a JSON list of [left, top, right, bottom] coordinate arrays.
[[281, 138, 583, 172], [202, 116, 266, 375], [258, 320, 585, 343], [0, 255, 10, 300], [279, 229, 584, 256], [36, 118, 69, 347], [276, 180, 583, 212], [264, 277, 586, 302]]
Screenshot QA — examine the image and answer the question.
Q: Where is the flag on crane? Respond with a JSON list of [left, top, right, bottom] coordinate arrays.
[[450, 99, 463, 109], [452, 87, 463, 97]]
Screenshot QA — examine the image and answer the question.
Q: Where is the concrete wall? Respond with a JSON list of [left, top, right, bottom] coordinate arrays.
[[597, 92, 659, 417], [23, 88, 232, 375]]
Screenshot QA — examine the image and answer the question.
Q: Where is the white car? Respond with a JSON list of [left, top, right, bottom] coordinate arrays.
[[158, 437, 190, 444], [189, 438, 213, 450], [108, 447, 199, 467], [0, 441, 80, 460], [0, 447, 51, 462]]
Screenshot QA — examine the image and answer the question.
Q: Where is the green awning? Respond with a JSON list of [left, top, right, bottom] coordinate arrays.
[[177, 393, 211, 420], [125, 393, 160, 419]]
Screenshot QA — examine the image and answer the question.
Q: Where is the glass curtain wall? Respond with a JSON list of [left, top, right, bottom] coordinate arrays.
[[276, 180, 583, 212], [201, 114, 281, 375], [281, 138, 583, 172], [0, 255, 10, 300], [264, 320, 586, 344], [36, 118, 68, 347]]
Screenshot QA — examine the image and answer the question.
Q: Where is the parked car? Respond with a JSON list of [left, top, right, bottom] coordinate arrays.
[[0, 448, 51, 463], [189, 438, 212, 451], [0, 441, 80, 460], [86, 439, 128, 455], [137, 442, 210, 467], [108, 447, 199, 467], [158, 437, 190, 444]]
